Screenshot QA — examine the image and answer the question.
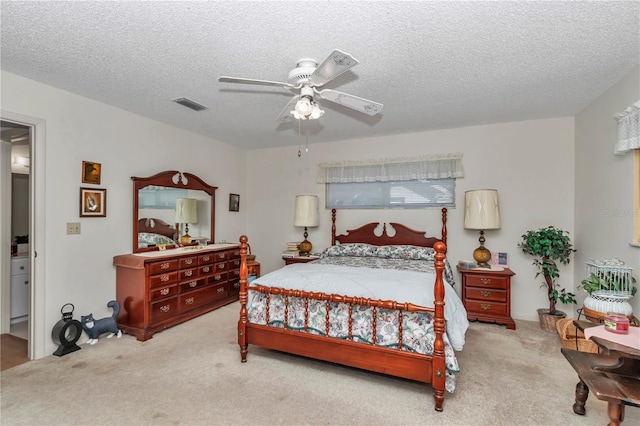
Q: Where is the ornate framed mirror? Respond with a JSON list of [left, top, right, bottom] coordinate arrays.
[[132, 171, 217, 253]]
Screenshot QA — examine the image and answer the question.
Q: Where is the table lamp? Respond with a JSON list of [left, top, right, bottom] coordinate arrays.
[[175, 198, 198, 245], [464, 189, 500, 268], [294, 195, 319, 256]]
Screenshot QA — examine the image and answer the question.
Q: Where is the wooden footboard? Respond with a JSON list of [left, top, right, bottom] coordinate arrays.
[[237, 235, 449, 411]]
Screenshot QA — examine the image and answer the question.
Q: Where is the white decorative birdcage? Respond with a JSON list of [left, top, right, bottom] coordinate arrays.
[[582, 258, 634, 316]]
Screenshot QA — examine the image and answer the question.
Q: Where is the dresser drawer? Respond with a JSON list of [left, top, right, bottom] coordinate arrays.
[[179, 283, 227, 315], [198, 253, 214, 265], [199, 264, 214, 277], [148, 259, 178, 275], [214, 261, 229, 273], [230, 249, 240, 259], [11, 257, 29, 276], [213, 251, 230, 262], [229, 258, 241, 269], [150, 271, 178, 288], [179, 256, 198, 269], [228, 278, 240, 296], [179, 278, 206, 293], [228, 268, 241, 280], [465, 300, 508, 316], [464, 275, 509, 290], [208, 272, 227, 285], [465, 287, 508, 303], [150, 297, 179, 325], [178, 268, 198, 281], [150, 283, 178, 301]]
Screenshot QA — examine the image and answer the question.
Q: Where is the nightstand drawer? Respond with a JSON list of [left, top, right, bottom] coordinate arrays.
[[464, 275, 509, 290], [465, 300, 508, 316], [465, 287, 507, 303]]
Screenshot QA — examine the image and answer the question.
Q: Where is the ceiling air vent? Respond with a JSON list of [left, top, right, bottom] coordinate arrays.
[[172, 97, 209, 111]]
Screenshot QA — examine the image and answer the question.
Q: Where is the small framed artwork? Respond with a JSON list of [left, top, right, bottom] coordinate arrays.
[[491, 251, 509, 268], [80, 187, 107, 217], [229, 193, 240, 212], [82, 161, 102, 185]]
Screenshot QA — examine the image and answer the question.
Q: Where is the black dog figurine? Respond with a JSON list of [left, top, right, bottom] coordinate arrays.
[[81, 300, 122, 345]]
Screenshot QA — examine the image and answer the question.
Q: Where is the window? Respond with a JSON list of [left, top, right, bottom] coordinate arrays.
[[326, 179, 456, 209], [635, 150, 639, 243]]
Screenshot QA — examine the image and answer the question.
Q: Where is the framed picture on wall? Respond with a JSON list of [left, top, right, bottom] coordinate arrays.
[[80, 187, 107, 217], [82, 161, 102, 184], [229, 193, 240, 212]]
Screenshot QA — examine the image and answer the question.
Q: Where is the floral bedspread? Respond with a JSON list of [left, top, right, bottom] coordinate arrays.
[[246, 244, 467, 392]]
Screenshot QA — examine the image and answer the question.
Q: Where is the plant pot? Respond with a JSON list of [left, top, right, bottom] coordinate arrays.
[[537, 308, 566, 332]]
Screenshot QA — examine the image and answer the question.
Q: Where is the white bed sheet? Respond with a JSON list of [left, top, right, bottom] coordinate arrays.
[[250, 262, 469, 351]]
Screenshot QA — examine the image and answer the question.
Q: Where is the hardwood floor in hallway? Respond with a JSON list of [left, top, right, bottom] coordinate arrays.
[[1, 334, 28, 371]]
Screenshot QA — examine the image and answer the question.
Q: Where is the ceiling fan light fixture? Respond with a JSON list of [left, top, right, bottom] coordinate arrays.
[[295, 96, 312, 115], [310, 103, 324, 119]]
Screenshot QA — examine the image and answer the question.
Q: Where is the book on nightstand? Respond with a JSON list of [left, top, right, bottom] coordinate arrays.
[[282, 250, 299, 258], [286, 242, 300, 251]]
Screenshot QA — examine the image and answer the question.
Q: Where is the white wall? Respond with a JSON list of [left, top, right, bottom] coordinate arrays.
[[246, 117, 576, 322], [575, 65, 640, 315], [1, 71, 248, 358]]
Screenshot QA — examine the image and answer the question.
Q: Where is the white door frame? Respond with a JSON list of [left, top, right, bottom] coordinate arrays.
[[1, 110, 46, 360]]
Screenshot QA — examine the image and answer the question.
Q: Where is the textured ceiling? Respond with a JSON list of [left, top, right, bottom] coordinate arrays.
[[1, 1, 639, 150]]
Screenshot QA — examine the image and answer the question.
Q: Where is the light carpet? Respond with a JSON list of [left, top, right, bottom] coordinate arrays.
[[1, 302, 638, 425]]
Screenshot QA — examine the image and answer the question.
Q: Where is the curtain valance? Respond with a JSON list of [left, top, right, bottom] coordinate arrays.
[[614, 100, 640, 155], [317, 153, 464, 183]]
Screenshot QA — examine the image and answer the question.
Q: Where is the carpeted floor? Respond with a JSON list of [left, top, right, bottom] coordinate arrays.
[[1, 302, 638, 425]]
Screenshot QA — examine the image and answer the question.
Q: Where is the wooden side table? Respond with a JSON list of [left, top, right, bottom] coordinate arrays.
[[283, 255, 319, 265], [247, 260, 260, 278], [457, 266, 516, 330]]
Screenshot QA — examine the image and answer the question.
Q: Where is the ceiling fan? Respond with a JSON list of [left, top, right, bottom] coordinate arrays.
[[218, 49, 383, 122]]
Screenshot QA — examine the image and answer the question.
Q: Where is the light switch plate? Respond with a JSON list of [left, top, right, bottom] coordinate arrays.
[[66, 222, 81, 235]]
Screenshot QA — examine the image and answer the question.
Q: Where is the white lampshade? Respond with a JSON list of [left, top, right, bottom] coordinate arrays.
[[464, 190, 500, 230], [175, 198, 198, 224], [294, 195, 319, 227]]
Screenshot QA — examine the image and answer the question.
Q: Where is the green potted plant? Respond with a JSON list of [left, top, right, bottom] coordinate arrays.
[[518, 226, 577, 332]]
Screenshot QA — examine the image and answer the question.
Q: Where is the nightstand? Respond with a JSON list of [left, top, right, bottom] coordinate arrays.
[[283, 255, 320, 265], [457, 266, 516, 330], [247, 260, 260, 278]]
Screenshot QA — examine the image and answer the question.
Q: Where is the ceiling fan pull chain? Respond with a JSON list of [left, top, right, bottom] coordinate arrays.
[[298, 118, 302, 158]]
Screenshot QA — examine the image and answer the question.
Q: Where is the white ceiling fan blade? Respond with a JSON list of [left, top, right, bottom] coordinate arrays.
[[315, 89, 383, 116], [309, 49, 359, 87], [275, 95, 300, 123], [218, 76, 295, 89]]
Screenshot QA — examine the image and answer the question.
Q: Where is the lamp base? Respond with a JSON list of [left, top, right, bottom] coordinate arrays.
[[180, 234, 192, 246], [473, 245, 492, 268], [299, 239, 312, 256]]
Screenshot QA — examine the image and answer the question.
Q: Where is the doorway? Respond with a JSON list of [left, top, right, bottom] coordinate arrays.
[[1, 119, 31, 368]]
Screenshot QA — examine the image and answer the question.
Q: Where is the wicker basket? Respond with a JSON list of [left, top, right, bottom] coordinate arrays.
[[582, 306, 635, 324], [246, 244, 256, 261], [556, 318, 598, 353]]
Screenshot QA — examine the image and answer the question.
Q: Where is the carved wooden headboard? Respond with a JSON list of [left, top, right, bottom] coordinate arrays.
[[330, 208, 448, 248], [138, 218, 176, 240]]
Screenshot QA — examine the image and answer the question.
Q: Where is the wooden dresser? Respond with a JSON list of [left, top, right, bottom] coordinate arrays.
[[114, 244, 241, 341], [458, 266, 516, 330]]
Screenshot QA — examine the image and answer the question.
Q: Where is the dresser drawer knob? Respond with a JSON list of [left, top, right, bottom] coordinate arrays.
[[185, 297, 194, 305], [160, 305, 170, 313], [160, 288, 169, 295], [202, 256, 210, 262], [184, 270, 193, 277], [234, 270, 239, 276], [219, 264, 225, 269], [160, 275, 170, 282], [480, 303, 492, 310], [202, 266, 210, 273], [234, 282, 240, 289], [214, 274, 221, 280], [218, 254, 225, 259], [217, 287, 224, 294], [185, 259, 193, 265], [480, 290, 491, 297], [480, 278, 492, 284], [160, 262, 170, 270], [189, 281, 197, 288]]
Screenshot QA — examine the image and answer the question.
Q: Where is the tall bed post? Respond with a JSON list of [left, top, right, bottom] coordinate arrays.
[[238, 235, 249, 362], [432, 241, 447, 411], [441, 208, 447, 247], [331, 208, 337, 246]]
